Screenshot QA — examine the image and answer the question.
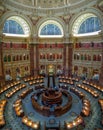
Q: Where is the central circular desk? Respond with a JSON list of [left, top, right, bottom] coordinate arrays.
[[31, 88, 72, 117], [42, 89, 62, 105]]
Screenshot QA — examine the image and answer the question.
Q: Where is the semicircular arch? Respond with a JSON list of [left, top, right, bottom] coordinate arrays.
[[0, 11, 33, 37], [69, 7, 103, 36], [37, 17, 65, 38]]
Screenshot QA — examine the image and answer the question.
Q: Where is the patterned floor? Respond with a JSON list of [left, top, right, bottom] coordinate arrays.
[[0, 77, 103, 130]]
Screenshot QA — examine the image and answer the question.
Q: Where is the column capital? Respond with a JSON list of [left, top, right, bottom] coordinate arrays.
[[0, 34, 4, 43], [64, 33, 73, 43], [30, 34, 38, 43], [99, 31, 103, 41]]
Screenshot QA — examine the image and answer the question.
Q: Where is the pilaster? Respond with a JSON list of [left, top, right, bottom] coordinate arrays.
[[29, 34, 39, 75]]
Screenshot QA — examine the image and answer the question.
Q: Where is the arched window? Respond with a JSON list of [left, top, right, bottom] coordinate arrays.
[[72, 13, 101, 36], [3, 20, 24, 34], [38, 20, 64, 38], [40, 24, 62, 35], [3, 16, 30, 37], [78, 17, 100, 34]]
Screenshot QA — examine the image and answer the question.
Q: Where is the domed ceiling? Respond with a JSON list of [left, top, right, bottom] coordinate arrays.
[[3, 0, 87, 9], [1, 0, 99, 16]]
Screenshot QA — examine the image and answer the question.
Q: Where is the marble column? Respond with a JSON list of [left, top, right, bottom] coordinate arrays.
[[0, 34, 4, 75], [63, 42, 73, 76], [99, 30, 103, 86], [29, 34, 39, 75], [63, 32, 73, 76], [99, 42, 103, 86], [0, 42, 2, 76], [63, 43, 66, 75], [35, 0, 37, 6], [30, 44, 34, 75], [32, 0, 34, 6], [30, 43, 39, 75], [99, 46, 103, 86], [0, 34, 4, 86], [65, 44, 69, 70], [35, 44, 39, 74], [68, 43, 73, 76]]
